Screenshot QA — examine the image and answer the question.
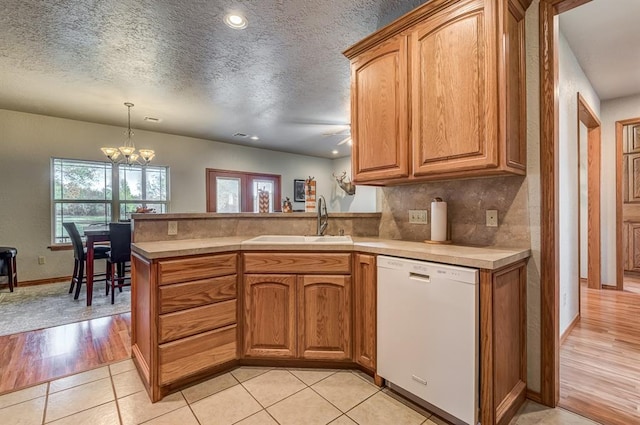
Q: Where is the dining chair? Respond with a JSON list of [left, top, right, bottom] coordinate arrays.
[[105, 222, 132, 304], [63, 222, 110, 300], [0, 247, 18, 292]]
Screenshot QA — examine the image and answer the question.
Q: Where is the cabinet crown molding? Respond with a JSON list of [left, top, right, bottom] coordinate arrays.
[[343, 0, 532, 59]]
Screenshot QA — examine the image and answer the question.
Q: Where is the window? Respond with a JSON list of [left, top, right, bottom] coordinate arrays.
[[206, 169, 281, 213], [52, 158, 169, 243]]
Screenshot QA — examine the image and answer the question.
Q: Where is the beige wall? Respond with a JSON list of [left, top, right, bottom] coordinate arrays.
[[330, 156, 379, 213], [557, 30, 601, 336], [0, 109, 375, 281]]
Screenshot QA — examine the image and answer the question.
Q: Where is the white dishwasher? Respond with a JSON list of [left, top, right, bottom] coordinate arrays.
[[377, 256, 479, 425]]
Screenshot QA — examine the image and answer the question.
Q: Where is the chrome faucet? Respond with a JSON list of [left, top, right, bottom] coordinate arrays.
[[317, 195, 328, 236]]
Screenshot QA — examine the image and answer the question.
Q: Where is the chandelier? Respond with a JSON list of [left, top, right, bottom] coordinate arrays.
[[101, 102, 155, 165]]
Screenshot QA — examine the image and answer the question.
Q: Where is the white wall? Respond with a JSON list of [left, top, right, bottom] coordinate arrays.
[[557, 31, 601, 335], [601, 93, 640, 284], [0, 109, 377, 281], [579, 122, 588, 279], [329, 156, 379, 212]]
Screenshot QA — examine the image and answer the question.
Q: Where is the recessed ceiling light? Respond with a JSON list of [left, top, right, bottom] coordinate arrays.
[[224, 14, 248, 29], [332, 150, 339, 155], [250, 136, 259, 141]]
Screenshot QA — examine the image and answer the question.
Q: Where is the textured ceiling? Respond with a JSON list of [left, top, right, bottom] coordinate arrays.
[[559, 0, 640, 101], [0, 0, 427, 158]]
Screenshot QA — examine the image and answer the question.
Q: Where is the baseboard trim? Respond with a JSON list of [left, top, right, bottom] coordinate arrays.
[[526, 389, 543, 404], [0, 276, 71, 289], [560, 313, 580, 345]]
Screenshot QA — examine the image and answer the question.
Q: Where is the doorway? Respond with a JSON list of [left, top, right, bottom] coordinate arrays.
[[539, 0, 630, 410], [618, 118, 640, 285], [577, 93, 601, 291]]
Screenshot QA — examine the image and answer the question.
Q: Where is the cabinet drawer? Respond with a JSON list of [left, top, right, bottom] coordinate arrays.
[[244, 253, 351, 274], [159, 324, 237, 385], [159, 299, 237, 343], [159, 275, 237, 314], [158, 253, 237, 285]]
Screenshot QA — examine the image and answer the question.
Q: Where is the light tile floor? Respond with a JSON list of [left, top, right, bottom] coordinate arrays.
[[0, 361, 601, 425]]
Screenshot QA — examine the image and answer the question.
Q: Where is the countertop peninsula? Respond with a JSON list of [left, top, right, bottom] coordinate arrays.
[[132, 236, 530, 270]]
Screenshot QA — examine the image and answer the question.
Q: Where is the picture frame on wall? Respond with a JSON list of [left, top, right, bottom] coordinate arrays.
[[293, 179, 305, 202]]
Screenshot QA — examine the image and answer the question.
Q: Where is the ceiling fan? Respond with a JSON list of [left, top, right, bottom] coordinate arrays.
[[322, 125, 352, 146]]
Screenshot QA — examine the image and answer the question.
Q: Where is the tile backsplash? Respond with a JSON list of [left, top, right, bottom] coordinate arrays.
[[378, 176, 530, 248]]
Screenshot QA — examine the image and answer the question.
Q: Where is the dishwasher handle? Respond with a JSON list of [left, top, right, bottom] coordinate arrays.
[[409, 272, 431, 283]]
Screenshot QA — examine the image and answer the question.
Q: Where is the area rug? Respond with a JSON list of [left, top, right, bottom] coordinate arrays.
[[0, 281, 130, 336]]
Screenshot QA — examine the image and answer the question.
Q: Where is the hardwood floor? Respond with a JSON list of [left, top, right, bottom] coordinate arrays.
[[0, 312, 131, 395], [560, 280, 640, 425]]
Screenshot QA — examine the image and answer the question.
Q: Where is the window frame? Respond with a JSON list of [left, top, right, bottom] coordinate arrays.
[[205, 168, 281, 213], [51, 157, 170, 245]]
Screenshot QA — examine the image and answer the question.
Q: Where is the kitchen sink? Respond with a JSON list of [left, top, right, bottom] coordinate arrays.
[[244, 235, 352, 243]]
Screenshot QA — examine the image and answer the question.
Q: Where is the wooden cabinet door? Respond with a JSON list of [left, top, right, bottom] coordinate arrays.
[[628, 223, 640, 272], [298, 275, 351, 360], [411, 0, 498, 176], [350, 34, 409, 183], [504, 0, 527, 171], [244, 274, 296, 358], [354, 254, 376, 370]]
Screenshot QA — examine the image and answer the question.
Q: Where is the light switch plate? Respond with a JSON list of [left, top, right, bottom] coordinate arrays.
[[486, 210, 498, 227], [167, 221, 178, 235], [409, 210, 428, 224]]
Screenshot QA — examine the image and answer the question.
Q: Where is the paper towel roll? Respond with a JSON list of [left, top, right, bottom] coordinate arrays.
[[431, 200, 447, 242]]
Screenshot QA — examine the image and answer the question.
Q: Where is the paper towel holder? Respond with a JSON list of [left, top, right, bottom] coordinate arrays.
[[425, 197, 452, 244]]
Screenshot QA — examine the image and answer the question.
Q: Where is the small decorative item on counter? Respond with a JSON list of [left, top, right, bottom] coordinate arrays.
[[282, 197, 292, 213], [258, 187, 270, 213], [135, 206, 156, 213], [305, 176, 316, 213]]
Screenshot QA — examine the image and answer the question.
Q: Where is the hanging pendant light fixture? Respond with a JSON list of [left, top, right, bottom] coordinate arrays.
[[101, 102, 155, 165]]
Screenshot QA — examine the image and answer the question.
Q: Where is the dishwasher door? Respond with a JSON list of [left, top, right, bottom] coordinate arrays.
[[377, 256, 479, 425]]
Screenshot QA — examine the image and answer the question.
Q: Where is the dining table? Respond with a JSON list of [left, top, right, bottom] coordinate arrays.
[[83, 224, 110, 306]]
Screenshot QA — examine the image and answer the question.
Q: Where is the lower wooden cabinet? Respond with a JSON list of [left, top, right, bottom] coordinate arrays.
[[480, 260, 527, 425], [243, 274, 297, 358], [244, 273, 352, 360], [243, 253, 352, 361], [298, 275, 351, 360], [354, 253, 376, 370], [131, 252, 239, 402]]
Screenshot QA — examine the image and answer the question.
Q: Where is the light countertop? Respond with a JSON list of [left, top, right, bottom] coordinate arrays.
[[132, 236, 530, 270]]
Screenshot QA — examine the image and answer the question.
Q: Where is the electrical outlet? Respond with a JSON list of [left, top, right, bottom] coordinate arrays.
[[409, 210, 428, 224], [167, 221, 178, 235], [38, 256, 46, 265], [486, 210, 498, 227]]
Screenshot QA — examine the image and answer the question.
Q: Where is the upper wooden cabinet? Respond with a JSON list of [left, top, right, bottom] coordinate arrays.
[[350, 35, 410, 181], [344, 0, 531, 184]]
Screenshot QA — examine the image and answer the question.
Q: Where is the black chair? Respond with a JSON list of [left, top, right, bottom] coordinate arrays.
[[106, 222, 132, 304], [0, 247, 18, 292], [63, 222, 110, 300]]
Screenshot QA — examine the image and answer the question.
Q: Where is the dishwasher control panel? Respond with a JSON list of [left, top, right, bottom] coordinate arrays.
[[377, 255, 478, 284]]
